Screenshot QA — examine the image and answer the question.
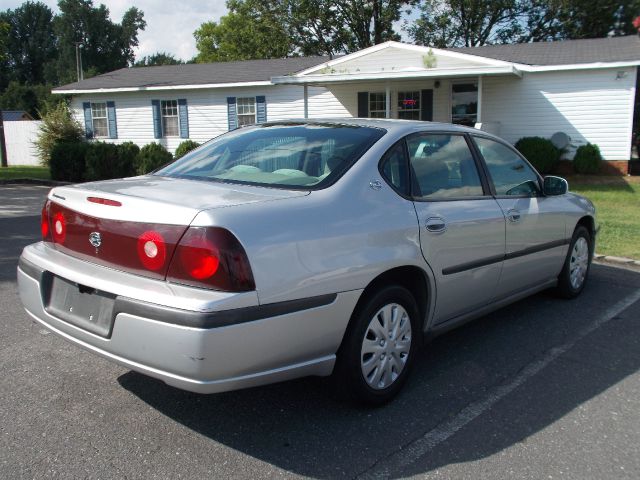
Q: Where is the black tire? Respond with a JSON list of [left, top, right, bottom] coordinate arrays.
[[334, 285, 420, 406], [555, 225, 592, 299]]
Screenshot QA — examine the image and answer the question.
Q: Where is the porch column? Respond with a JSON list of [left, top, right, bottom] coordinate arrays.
[[385, 83, 391, 118], [477, 76, 483, 125], [303, 85, 309, 119]]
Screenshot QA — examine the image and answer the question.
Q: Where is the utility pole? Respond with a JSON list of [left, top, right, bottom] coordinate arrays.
[[75, 42, 84, 82], [0, 111, 8, 168]]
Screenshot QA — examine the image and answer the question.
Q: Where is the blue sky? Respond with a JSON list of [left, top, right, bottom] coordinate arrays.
[[0, 0, 228, 60]]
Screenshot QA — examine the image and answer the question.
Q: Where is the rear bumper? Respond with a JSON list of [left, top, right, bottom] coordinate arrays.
[[18, 243, 361, 394]]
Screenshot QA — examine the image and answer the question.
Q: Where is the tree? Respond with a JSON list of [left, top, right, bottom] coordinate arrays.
[[134, 52, 183, 67], [408, 0, 520, 48], [552, 0, 640, 39], [408, 0, 640, 48], [34, 101, 84, 166], [194, 0, 417, 61], [0, 21, 8, 62], [194, 0, 293, 62], [53, 0, 146, 83], [0, 81, 57, 118], [0, 1, 56, 86]]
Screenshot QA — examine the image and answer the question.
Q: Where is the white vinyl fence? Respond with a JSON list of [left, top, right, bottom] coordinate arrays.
[[3, 120, 42, 166]]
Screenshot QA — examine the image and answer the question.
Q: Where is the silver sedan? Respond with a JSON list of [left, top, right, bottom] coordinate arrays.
[[18, 119, 596, 404]]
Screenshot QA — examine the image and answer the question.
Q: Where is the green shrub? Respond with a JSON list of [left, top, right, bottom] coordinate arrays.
[[49, 141, 88, 182], [117, 142, 140, 174], [85, 142, 134, 181], [174, 140, 201, 159], [514, 136, 561, 174], [34, 102, 84, 166], [573, 143, 603, 174], [135, 143, 173, 175]]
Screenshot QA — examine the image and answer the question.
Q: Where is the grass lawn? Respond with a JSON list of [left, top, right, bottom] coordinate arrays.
[[0, 165, 50, 180], [567, 175, 640, 259]]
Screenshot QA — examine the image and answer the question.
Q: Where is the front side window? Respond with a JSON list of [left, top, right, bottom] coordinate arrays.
[[91, 102, 108, 138], [473, 136, 540, 196], [369, 92, 386, 118], [397, 91, 420, 120], [451, 83, 478, 127], [237, 97, 256, 126], [156, 123, 386, 190], [161, 100, 179, 137], [407, 133, 484, 199]]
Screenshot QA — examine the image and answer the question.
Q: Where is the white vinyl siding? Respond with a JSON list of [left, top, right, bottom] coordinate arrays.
[[331, 46, 491, 74], [68, 67, 636, 161], [480, 68, 636, 161]]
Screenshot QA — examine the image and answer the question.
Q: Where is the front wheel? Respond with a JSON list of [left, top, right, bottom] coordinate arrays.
[[334, 285, 419, 405], [555, 225, 592, 298]]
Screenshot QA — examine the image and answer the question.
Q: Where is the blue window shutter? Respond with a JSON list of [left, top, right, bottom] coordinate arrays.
[[106, 101, 118, 139], [256, 96, 266, 123], [151, 100, 162, 139], [421, 89, 433, 121], [357, 92, 369, 117], [178, 99, 189, 138], [82, 102, 93, 139], [227, 97, 237, 131]]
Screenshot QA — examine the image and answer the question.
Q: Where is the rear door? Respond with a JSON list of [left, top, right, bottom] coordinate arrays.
[[471, 136, 567, 297], [406, 132, 506, 324]]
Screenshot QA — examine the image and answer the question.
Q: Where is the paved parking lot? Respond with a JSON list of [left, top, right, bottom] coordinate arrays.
[[1, 185, 639, 479]]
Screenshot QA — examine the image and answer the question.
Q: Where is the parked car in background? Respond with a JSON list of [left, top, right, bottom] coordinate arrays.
[[18, 119, 596, 404]]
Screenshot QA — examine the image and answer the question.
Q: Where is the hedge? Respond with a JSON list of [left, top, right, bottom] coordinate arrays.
[[49, 141, 88, 182], [135, 143, 173, 175], [514, 136, 561, 174], [573, 143, 603, 174]]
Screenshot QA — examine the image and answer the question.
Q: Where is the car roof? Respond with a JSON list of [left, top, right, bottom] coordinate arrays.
[[261, 118, 491, 137]]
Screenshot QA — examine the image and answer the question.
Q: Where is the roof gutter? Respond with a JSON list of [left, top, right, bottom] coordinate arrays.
[[514, 60, 640, 72], [52, 80, 273, 95]]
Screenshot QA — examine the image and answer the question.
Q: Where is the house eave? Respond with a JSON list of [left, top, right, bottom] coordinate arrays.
[[52, 80, 274, 95], [272, 65, 522, 85]]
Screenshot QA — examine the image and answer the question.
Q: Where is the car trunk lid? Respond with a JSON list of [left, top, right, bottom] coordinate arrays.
[[45, 176, 308, 280]]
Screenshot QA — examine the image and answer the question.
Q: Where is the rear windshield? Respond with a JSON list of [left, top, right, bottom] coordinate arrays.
[[155, 123, 386, 189]]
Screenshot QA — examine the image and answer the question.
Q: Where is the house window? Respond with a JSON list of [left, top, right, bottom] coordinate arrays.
[[161, 100, 179, 137], [398, 91, 421, 120], [237, 97, 256, 126], [91, 102, 108, 138], [369, 92, 386, 118], [451, 83, 478, 127]]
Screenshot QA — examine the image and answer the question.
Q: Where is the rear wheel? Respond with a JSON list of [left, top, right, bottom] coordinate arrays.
[[556, 225, 592, 298], [335, 285, 419, 405]]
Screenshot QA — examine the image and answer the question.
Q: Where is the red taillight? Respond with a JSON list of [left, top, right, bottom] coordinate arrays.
[[137, 230, 167, 271], [167, 227, 255, 292], [41, 200, 51, 241], [52, 211, 66, 244]]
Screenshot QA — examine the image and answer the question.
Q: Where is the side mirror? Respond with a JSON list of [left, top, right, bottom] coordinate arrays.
[[543, 176, 568, 196]]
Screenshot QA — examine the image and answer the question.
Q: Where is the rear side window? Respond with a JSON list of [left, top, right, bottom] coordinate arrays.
[[380, 141, 410, 196], [156, 123, 386, 190], [473, 137, 540, 196], [406, 133, 484, 200]]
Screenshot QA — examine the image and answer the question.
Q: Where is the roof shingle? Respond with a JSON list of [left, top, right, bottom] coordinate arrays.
[[449, 35, 640, 66], [53, 56, 330, 91]]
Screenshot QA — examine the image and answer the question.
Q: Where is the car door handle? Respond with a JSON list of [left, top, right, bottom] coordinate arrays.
[[506, 209, 521, 223], [425, 216, 447, 233]]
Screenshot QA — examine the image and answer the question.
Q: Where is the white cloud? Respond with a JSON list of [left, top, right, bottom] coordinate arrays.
[[0, 0, 227, 61]]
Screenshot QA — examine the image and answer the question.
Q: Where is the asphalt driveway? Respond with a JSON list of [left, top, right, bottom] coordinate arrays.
[[1, 185, 639, 479]]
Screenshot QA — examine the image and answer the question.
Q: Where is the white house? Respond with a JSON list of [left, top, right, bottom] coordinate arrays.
[[53, 35, 640, 174]]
